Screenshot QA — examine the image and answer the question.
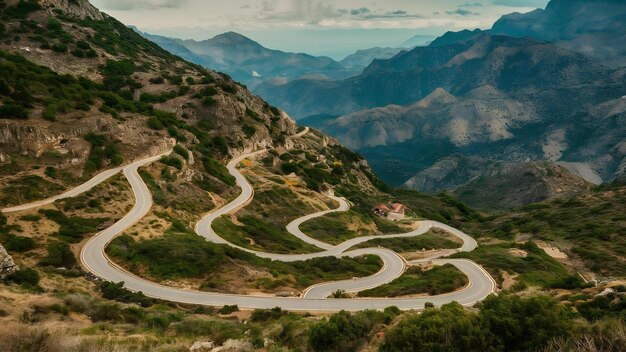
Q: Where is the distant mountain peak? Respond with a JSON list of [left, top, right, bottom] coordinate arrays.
[[415, 88, 458, 109], [211, 31, 260, 46]]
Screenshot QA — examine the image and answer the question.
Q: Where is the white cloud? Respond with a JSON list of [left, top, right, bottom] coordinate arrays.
[[98, 0, 188, 11], [492, 0, 548, 8]]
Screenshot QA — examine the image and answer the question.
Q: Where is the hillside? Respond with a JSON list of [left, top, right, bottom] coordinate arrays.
[[464, 180, 626, 280], [0, 0, 310, 207], [0, 1, 625, 351]]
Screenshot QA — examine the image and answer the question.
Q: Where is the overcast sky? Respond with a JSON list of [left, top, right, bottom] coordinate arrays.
[[91, 0, 550, 58]]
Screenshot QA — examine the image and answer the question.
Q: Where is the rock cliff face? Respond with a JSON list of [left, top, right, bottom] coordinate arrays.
[[0, 244, 18, 279], [40, 0, 104, 20]]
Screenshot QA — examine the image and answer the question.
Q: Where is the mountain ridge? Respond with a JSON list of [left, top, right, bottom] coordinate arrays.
[[137, 29, 414, 90], [287, 25, 626, 205]]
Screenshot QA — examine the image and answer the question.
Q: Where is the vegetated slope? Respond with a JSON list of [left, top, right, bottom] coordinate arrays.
[[0, 2, 625, 352], [466, 181, 626, 279], [430, 159, 593, 210], [0, 0, 302, 207], [0, 0, 400, 287], [138, 30, 358, 90]]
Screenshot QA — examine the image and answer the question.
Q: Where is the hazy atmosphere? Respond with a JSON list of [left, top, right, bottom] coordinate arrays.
[[91, 0, 549, 57], [2, 0, 625, 351]]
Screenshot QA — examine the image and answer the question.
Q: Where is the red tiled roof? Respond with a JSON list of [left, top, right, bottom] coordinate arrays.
[[391, 203, 406, 212], [374, 204, 391, 212]]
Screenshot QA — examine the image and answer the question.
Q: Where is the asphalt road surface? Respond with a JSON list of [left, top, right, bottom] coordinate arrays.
[[5, 129, 496, 311]]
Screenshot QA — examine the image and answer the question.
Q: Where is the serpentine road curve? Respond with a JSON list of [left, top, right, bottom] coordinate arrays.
[[4, 128, 497, 311]]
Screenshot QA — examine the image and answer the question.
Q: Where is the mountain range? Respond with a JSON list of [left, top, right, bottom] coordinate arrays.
[[1, 0, 625, 349], [138, 30, 415, 90], [259, 0, 626, 207]]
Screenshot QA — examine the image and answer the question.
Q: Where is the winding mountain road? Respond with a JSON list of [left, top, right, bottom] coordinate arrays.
[[1, 167, 125, 214], [4, 128, 496, 311]]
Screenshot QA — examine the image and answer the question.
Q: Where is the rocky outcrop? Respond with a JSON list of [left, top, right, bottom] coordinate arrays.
[[41, 0, 105, 20], [189, 341, 215, 352], [0, 244, 18, 279], [210, 339, 254, 352], [189, 339, 253, 352]]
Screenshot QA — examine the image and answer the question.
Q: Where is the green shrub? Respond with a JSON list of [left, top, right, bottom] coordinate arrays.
[[178, 85, 190, 96], [218, 305, 239, 315], [3, 0, 42, 19], [6, 268, 40, 287], [51, 43, 68, 53], [147, 117, 164, 130], [42, 104, 57, 121], [70, 49, 85, 58], [1, 234, 36, 252], [83, 133, 124, 174], [0, 101, 29, 119], [46, 18, 62, 31], [309, 310, 392, 352], [138, 170, 167, 206], [250, 307, 286, 322], [202, 96, 217, 106], [242, 125, 256, 138], [219, 82, 237, 94], [245, 108, 261, 121], [76, 40, 91, 50], [353, 232, 459, 251], [20, 214, 41, 222], [149, 76, 165, 84], [39, 241, 78, 268], [381, 295, 575, 352], [202, 157, 235, 186], [358, 264, 468, 297], [107, 229, 380, 290], [193, 87, 218, 98], [549, 275, 592, 290], [281, 162, 298, 175], [39, 209, 108, 242], [167, 75, 183, 85], [160, 155, 183, 170], [99, 281, 154, 307], [139, 91, 176, 103], [0, 175, 63, 205], [173, 145, 189, 160], [200, 76, 214, 84], [451, 241, 568, 288]]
